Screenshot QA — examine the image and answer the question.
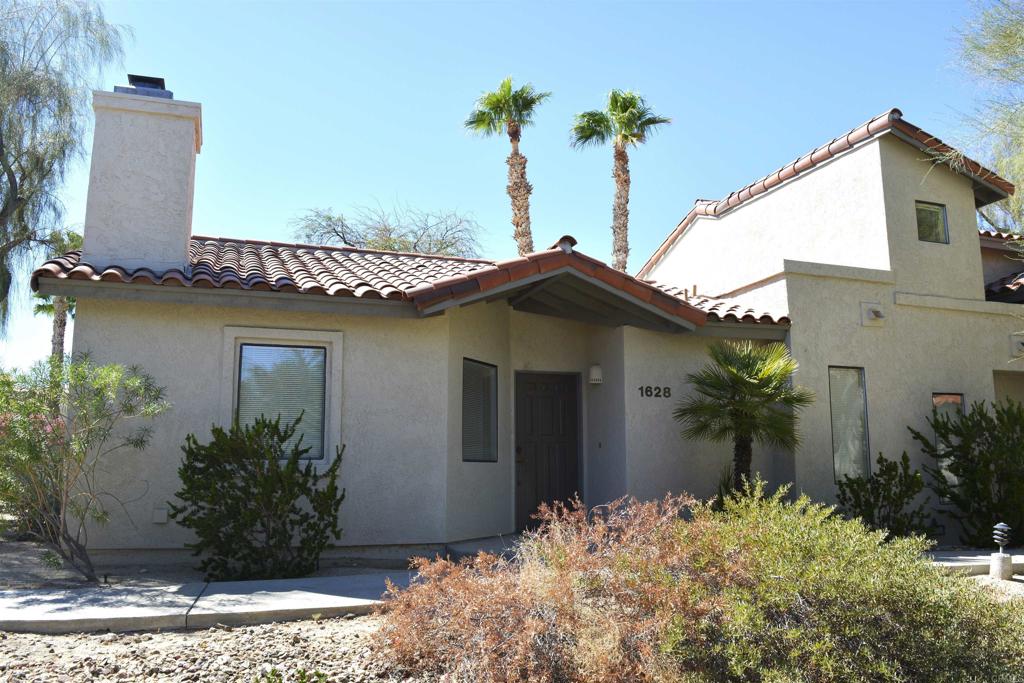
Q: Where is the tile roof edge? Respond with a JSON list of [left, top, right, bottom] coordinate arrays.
[[189, 234, 497, 264], [636, 108, 1014, 279]]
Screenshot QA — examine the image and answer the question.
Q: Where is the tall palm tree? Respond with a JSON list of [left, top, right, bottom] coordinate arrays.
[[32, 229, 81, 360], [674, 341, 814, 492], [465, 77, 550, 256], [570, 90, 671, 272]]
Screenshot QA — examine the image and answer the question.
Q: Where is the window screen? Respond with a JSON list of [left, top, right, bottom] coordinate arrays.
[[829, 367, 869, 481], [462, 358, 497, 462], [916, 202, 948, 244], [237, 344, 327, 460]]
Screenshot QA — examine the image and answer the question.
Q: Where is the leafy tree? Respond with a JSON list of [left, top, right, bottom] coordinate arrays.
[[571, 90, 671, 271], [836, 452, 936, 538], [170, 414, 346, 581], [32, 229, 81, 360], [911, 399, 1024, 547], [0, 1, 127, 332], [0, 355, 168, 581], [292, 203, 482, 258], [674, 341, 814, 491], [956, 0, 1024, 231], [465, 77, 550, 256]]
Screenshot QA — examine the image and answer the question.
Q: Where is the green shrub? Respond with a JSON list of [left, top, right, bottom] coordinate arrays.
[[255, 669, 327, 683], [374, 481, 1024, 682], [836, 451, 936, 537], [911, 399, 1024, 547], [0, 356, 168, 581], [169, 414, 345, 581]]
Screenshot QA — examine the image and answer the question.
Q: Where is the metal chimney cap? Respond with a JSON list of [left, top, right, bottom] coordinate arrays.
[[127, 74, 166, 90]]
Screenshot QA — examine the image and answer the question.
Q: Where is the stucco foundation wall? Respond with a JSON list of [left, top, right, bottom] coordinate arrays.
[[71, 297, 450, 551], [648, 140, 889, 295], [785, 272, 1024, 503], [445, 303, 513, 542], [878, 136, 987, 301], [620, 327, 785, 501]]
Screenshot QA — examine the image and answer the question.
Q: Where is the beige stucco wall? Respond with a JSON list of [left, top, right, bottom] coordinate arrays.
[[877, 135, 986, 300], [981, 244, 1022, 285], [73, 297, 451, 551], [621, 327, 789, 501], [648, 140, 890, 295], [81, 92, 201, 273], [785, 271, 1024, 502]]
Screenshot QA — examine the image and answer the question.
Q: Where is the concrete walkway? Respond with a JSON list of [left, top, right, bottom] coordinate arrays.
[[929, 550, 1024, 575], [0, 570, 411, 634]]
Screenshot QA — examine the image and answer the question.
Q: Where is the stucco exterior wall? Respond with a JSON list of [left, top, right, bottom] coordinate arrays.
[[445, 303, 514, 542], [648, 140, 889, 295], [72, 297, 451, 551], [621, 328, 787, 501], [981, 244, 1022, 285], [877, 136, 986, 300], [784, 271, 1024, 502]]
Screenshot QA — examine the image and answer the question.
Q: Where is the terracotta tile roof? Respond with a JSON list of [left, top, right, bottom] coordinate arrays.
[[980, 229, 1022, 242], [31, 234, 720, 328], [638, 108, 1016, 279], [653, 283, 790, 325]]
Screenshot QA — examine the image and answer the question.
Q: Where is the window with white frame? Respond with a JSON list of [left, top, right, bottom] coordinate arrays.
[[221, 327, 343, 466], [829, 366, 870, 481], [916, 201, 949, 244], [462, 358, 497, 462]]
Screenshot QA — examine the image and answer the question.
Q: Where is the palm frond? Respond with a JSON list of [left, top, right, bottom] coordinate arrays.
[[570, 110, 613, 149], [465, 76, 550, 137]]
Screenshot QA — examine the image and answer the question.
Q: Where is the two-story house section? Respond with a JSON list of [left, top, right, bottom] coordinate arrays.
[[640, 108, 1024, 504]]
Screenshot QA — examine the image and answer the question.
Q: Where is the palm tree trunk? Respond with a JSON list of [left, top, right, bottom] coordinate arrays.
[[611, 143, 631, 272], [49, 296, 68, 360], [506, 138, 535, 256], [732, 434, 753, 491]]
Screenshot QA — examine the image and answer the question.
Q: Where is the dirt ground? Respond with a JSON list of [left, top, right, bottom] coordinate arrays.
[[0, 615, 400, 682]]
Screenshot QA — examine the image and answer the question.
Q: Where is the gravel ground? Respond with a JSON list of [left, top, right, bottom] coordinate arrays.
[[971, 574, 1024, 601], [0, 615, 411, 682]]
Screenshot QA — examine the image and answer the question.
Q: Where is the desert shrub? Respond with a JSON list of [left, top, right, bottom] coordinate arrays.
[[911, 399, 1024, 547], [255, 669, 327, 683], [374, 482, 1024, 683], [836, 451, 936, 537], [169, 414, 345, 581], [0, 356, 168, 581]]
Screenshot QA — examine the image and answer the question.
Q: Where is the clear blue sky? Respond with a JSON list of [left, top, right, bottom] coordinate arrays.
[[1, 0, 983, 368]]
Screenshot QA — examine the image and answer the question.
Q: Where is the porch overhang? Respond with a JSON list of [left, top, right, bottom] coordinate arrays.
[[408, 237, 706, 333]]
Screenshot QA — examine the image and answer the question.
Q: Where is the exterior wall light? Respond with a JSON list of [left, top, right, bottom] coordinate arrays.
[[588, 364, 603, 385]]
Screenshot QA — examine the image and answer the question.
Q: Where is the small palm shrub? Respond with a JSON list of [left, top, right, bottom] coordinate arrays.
[[170, 414, 345, 581], [911, 399, 1024, 547], [674, 341, 814, 491], [374, 482, 1024, 682], [836, 451, 936, 537]]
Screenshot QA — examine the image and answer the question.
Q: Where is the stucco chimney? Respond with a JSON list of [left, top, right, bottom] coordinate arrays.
[[81, 76, 202, 273]]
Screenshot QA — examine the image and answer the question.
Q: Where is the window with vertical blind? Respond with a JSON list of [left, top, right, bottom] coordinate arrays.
[[236, 343, 327, 460], [462, 358, 497, 462], [828, 366, 870, 481]]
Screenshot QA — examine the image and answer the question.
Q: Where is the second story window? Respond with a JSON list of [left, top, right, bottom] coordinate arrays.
[[916, 201, 949, 244]]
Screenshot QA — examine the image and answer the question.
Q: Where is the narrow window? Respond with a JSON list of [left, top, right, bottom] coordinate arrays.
[[932, 392, 964, 486], [916, 201, 949, 244], [237, 343, 327, 459], [829, 366, 870, 481], [462, 358, 497, 462]]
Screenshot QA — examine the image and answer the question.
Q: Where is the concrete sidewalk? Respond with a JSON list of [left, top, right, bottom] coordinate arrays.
[[0, 570, 411, 634], [929, 550, 1024, 575]]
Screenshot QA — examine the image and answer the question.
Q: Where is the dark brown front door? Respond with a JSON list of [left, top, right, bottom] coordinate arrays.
[[515, 373, 580, 530]]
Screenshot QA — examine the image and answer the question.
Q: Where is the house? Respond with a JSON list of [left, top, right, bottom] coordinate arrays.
[[31, 78, 1024, 561]]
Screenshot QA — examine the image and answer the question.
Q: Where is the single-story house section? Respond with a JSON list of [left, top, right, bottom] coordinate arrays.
[[31, 78, 1024, 560]]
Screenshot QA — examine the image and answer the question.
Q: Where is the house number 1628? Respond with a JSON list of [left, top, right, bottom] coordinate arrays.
[[638, 385, 671, 398]]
